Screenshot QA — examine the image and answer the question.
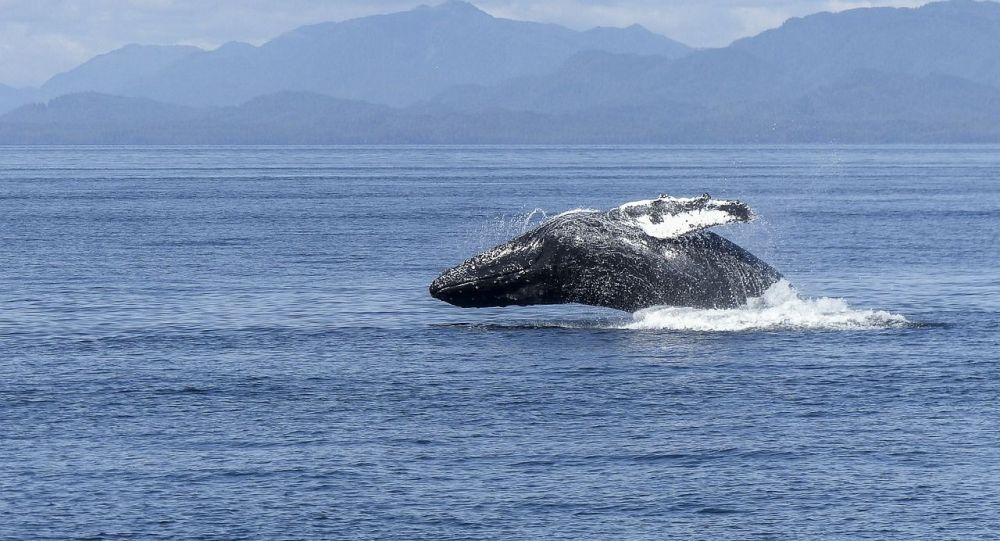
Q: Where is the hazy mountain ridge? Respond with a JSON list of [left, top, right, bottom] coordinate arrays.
[[5, 69, 1000, 144], [0, 44, 204, 115], [730, 0, 1000, 89], [121, 0, 690, 107], [3, 0, 1000, 143], [41, 44, 204, 98], [0, 1, 690, 114], [435, 0, 1000, 115], [430, 47, 800, 115]]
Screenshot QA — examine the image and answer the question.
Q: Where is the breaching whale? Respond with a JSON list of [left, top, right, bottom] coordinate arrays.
[[429, 194, 783, 312]]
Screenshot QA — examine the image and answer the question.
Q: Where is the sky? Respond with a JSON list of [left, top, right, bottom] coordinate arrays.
[[0, 0, 931, 87]]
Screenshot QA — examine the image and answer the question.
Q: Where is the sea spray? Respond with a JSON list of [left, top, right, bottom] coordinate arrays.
[[625, 280, 909, 331]]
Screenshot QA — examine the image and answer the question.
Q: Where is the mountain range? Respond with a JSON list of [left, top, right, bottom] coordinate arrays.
[[0, 0, 688, 112], [2, 0, 1000, 143]]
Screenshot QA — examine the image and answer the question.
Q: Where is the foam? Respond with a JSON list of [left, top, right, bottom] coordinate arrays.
[[624, 280, 910, 332]]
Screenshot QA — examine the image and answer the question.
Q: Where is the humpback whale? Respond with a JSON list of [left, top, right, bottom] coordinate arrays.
[[429, 194, 783, 312]]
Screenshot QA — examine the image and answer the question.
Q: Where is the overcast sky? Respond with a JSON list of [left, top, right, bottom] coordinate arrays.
[[0, 0, 929, 87]]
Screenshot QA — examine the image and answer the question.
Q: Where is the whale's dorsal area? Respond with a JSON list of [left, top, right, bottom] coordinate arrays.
[[430, 194, 782, 312]]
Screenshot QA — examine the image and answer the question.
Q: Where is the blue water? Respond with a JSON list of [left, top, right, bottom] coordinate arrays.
[[1, 146, 998, 540]]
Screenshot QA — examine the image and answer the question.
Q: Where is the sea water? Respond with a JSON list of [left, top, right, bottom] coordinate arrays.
[[1, 146, 997, 539]]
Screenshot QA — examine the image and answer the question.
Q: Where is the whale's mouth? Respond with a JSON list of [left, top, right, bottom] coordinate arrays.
[[429, 269, 533, 307], [430, 269, 523, 293]]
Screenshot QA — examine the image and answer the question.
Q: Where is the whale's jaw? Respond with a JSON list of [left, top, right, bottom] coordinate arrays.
[[429, 233, 557, 308], [429, 268, 535, 308]]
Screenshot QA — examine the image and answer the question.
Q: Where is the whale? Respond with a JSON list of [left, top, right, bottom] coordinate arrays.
[[429, 194, 783, 312]]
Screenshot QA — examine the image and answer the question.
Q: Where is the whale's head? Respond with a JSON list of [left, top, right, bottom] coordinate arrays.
[[429, 211, 639, 308], [429, 224, 560, 308]]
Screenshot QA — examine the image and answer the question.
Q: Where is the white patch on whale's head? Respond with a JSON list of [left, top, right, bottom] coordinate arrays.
[[611, 193, 754, 240]]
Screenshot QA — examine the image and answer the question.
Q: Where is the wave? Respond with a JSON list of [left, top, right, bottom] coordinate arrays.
[[624, 280, 909, 332]]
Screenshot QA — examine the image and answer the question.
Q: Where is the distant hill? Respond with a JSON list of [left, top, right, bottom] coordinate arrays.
[[429, 47, 798, 114], [730, 0, 1000, 89], [0, 44, 204, 114], [120, 0, 690, 107], [432, 0, 1000, 115], [687, 70, 1000, 143], [40, 44, 203, 97], [4, 75, 1000, 145], [431, 51, 672, 113], [0, 93, 201, 144]]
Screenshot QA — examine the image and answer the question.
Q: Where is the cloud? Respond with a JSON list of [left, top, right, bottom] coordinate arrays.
[[0, 23, 93, 87], [0, 0, 932, 87]]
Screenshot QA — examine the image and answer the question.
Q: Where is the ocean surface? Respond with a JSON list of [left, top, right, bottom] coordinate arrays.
[[1, 145, 998, 540]]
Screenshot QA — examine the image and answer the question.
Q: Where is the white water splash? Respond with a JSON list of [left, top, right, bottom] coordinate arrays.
[[624, 280, 909, 332], [520, 208, 550, 232], [551, 207, 599, 220]]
